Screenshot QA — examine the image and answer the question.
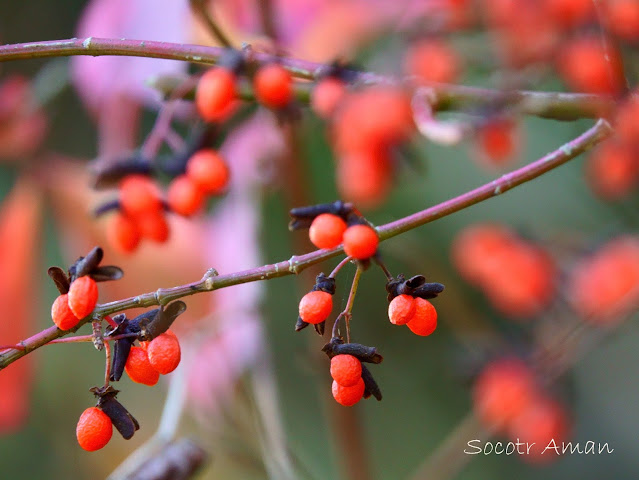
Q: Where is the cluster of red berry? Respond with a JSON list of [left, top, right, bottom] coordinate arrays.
[[290, 202, 445, 406], [473, 357, 569, 464], [47, 247, 186, 451], [49, 247, 121, 330], [452, 224, 556, 318]]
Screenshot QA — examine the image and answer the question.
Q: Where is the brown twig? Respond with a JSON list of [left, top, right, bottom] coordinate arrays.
[[0, 119, 612, 371], [0, 38, 614, 120], [189, 0, 233, 48]]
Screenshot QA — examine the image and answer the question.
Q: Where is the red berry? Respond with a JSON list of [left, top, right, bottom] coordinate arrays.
[[107, 212, 141, 254], [298, 290, 333, 324], [388, 294, 416, 326], [406, 298, 437, 336], [311, 77, 346, 119], [544, 0, 593, 28], [125, 346, 160, 386], [186, 149, 230, 195], [138, 210, 170, 243], [196, 67, 237, 122], [473, 358, 537, 431], [167, 175, 205, 216], [558, 36, 624, 95], [605, 0, 639, 41], [76, 407, 113, 451], [587, 141, 639, 199], [332, 377, 365, 406], [309, 213, 347, 249], [336, 149, 393, 209], [146, 333, 181, 375], [68, 276, 98, 319], [403, 39, 461, 84], [330, 354, 362, 387], [343, 224, 379, 260], [119, 175, 162, 217], [51, 294, 80, 331], [507, 396, 569, 464], [254, 64, 293, 109], [475, 118, 518, 166]]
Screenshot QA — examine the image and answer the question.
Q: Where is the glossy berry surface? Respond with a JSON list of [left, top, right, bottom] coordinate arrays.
[[343, 224, 379, 260], [253, 64, 293, 108], [125, 346, 160, 386], [332, 377, 365, 406], [298, 290, 333, 324], [51, 294, 80, 331], [406, 298, 437, 336], [76, 407, 113, 451], [195, 67, 237, 122], [330, 354, 362, 387], [68, 276, 98, 319], [388, 294, 416, 326], [146, 333, 182, 375], [309, 213, 347, 250]]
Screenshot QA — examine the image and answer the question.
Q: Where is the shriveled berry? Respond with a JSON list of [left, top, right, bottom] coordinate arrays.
[[196, 67, 237, 122], [186, 149, 230, 195], [146, 333, 181, 375], [76, 407, 113, 451], [343, 224, 379, 260], [332, 377, 365, 406], [119, 175, 162, 217], [68, 276, 98, 319], [388, 294, 416, 326], [309, 213, 347, 249], [406, 298, 437, 336], [138, 210, 170, 243], [107, 212, 141, 254], [51, 294, 80, 330], [330, 354, 362, 387], [167, 175, 205, 217], [298, 290, 333, 324], [311, 77, 346, 119], [125, 346, 160, 386], [254, 64, 293, 109]]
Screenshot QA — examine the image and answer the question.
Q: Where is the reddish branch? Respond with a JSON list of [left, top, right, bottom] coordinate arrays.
[[0, 119, 612, 370], [0, 37, 614, 120]]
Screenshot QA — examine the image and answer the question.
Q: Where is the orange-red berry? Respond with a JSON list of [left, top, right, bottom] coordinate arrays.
[[119, 175, 163, 217], [606, 0, 639, 41], [388, 294, 416, 326], [186, 149, 230, 195], [254, 64, 293, 109], [336, 149, 392, 209], [343, 224, 379, 260], [298, 290, 333, 324], [146, 333, 182, 375], [107, 212, 141, 254], [68, 276, 98, 319], [309, 213, 347, 250], [76, 407, 113, 451], [330, 354, 362, 387], [473, 358, 536, 431], [138, 210, 170, 243], [51, 294, 80, 331], [476, 118, 518, 166], [311, 77, 346, 119], [195, 67, 237, 122], [125, 346, 160, 386], [586, 141, 639, 199], [167, 175, 205, 217], [332, 377, 365, 406], [403, 39, 461, 84], [406, 298, 437, 336]]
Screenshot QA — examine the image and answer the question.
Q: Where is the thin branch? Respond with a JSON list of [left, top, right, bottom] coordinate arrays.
[[0, 119, 612, 371], [0, 38, 614, 120], [329, 256, 353, 278]]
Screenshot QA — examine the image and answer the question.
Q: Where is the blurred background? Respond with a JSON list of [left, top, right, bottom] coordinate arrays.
[[1, 1, 639, 479]]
